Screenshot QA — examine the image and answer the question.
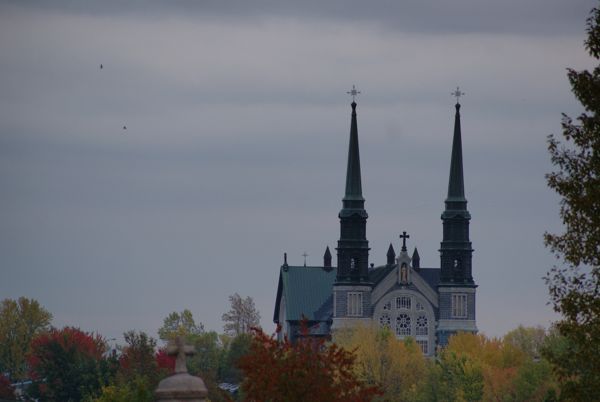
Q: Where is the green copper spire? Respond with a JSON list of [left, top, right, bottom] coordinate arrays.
[[343, 102, 364, 204], [446, 102, 466, 204]]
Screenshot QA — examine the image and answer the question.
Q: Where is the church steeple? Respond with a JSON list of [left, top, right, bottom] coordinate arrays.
[[447, 102, 466, 204], [336, 91, 369, 284], [343, 101, 364, 205], [440, 91, 473, 285]]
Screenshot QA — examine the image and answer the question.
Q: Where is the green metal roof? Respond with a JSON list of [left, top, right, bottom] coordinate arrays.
[[275, 266, 336, 322]]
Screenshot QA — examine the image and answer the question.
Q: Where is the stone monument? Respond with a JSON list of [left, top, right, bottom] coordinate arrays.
[[155, 336, 208, 402]]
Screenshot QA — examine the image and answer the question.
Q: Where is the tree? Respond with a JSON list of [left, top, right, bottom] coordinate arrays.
[[430, 332, 557, 402], [87, 377, 154, 402], [0, 297, 52, 381], [89, 331, 166, 402], [504, 325, 547, 360], [0, 374, 15, 400], [27, 327, 117, 402], [237, 325, 381, 402], [219, 332, 252, 384], [157, 309, 204, 342], [221, 293, 261, 336], [544, 5, 600, 399], [334, 323, 427, 402]]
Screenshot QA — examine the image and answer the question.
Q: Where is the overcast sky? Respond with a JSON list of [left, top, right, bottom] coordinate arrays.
[[0, 0, 597, 344]]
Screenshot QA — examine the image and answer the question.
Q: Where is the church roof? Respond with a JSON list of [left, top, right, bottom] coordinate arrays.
[[368, 264, 395, 284], [273, 265, 336, 323], [417, 268, 441, 289], [368, 264, 441, 290]]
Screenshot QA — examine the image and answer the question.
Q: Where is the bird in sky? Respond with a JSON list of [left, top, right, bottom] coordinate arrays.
[[100, 64, 103, 69], [123, 125, 127, 130]]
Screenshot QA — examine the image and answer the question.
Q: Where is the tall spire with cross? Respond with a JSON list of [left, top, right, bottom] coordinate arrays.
[[447, 87, 466, 203], [336, 86, 369, 283], [440, 88, 473, 284]]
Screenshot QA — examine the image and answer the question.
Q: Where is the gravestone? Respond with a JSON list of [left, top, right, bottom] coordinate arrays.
[[155, 336, 208, 402]]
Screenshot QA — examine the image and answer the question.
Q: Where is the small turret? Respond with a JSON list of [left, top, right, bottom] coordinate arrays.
[[386, 243, 396, 266], [412, 247, 420, 270], [324, 246, 332, 270]]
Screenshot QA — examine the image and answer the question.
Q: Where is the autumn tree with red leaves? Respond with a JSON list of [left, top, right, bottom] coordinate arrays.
[[237, 325, 381, 402], [27, 327, 117, 401]]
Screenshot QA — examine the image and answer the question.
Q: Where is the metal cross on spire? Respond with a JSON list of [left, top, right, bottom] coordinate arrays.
[[399, 231, 410, 252], [452, 86, 465, 104], [347, 85, 361, 102]]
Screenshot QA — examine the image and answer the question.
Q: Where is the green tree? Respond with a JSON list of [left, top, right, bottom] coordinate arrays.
[[157, 309, 204, 342], [220, 333, 252, 384], [27, 327, 117, 402], [543, 6, 600, 400], [117, 331, 166, 387], [89, 331, 174, 402], [439, 351, 484, 402], [87, 376, 154, 402], [504, 325, 547, 360], [221, 293, 261, 336], [0, 297, 52, 381]]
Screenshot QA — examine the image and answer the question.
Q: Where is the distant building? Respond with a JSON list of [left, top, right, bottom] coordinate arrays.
[[273, 97, 477, 356]]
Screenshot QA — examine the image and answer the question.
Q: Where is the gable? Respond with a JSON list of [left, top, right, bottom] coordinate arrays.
[[371, 264, 440, 308]]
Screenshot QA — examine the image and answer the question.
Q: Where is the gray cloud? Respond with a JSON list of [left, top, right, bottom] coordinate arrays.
[[1, 1, 593, 341], [2, 0, 597, 35]]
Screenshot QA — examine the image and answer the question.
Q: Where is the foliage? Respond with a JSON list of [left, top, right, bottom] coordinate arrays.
[[219, 332, 252, 384], [434, 349, 485, 402], [222, 293, 261, 336], [334, 324, 427, 402], [86, 376, 154, 402], [504, 325, 547, 360], [27, 326, 117, 402], [544, 6, 600, 400], [0, 374, 15, 399], [157, 309, 204, 342], [155, 348, 176, 372], [0, 297, 52, 381], [237, 324, 381, 402], [88, 331, 175, 402], [427, 332, 557, 402], [118, 331, 164, 385]]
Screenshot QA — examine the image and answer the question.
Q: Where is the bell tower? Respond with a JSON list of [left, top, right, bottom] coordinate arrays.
[[332, 87, 372, 330], [437, 88, 477, 345]]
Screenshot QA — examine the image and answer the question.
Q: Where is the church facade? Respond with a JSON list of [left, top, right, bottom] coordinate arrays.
[[273, 94, 477, 356]]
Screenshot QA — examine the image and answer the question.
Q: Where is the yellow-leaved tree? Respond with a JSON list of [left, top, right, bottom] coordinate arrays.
[[437, 332, 557, 402], [334, 323, 427, 402]]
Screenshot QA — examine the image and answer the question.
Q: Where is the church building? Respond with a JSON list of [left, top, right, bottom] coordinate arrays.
[[273, 89, 477, 355]]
